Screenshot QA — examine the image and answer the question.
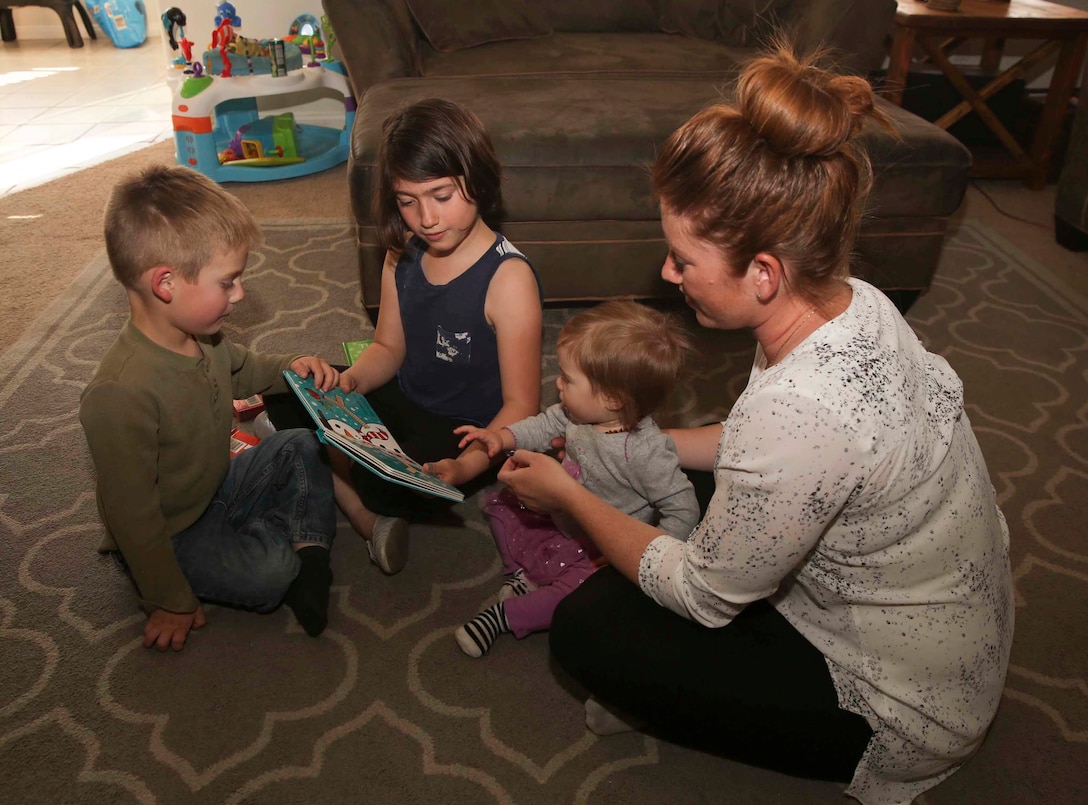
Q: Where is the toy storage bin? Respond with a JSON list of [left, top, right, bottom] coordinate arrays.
[[172, 62, 356, 183]]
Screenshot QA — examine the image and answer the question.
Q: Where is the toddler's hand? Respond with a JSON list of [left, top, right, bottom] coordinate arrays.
[[291, 357, 340, 391], [454, 425, 503, 456]]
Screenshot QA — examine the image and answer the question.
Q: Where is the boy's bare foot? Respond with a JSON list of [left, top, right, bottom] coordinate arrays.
[[283, 545, 332, 636], [368, 515, 409, 575]]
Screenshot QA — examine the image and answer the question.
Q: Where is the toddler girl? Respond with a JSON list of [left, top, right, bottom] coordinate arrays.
[[453, 301, 699, 656]]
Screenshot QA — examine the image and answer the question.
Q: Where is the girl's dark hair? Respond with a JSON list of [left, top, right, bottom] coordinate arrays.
[[372, 97, 503, 252], [652, 41, 896, 303]]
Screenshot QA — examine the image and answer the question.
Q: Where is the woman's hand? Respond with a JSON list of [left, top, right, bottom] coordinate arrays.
[[498, 450, 580, 514]]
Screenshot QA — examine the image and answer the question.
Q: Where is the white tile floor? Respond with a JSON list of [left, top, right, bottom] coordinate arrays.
[[0, 38, 175, 197]]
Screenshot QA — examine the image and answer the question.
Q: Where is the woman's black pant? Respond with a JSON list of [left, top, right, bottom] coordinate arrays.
[[550, 566, 873, 782]]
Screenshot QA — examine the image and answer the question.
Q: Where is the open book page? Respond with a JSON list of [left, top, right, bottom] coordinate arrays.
[[282, 371, 464, 503]]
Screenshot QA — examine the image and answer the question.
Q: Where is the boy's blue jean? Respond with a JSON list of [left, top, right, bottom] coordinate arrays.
[[171, 429, 336, 612]]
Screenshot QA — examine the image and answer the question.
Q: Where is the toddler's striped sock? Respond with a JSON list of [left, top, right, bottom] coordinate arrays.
[[497, 568, 537, 601], [455, 602, 510, 657]]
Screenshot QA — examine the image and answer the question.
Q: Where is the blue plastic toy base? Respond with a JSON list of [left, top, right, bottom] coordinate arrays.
[[175, 118, 352, 182]]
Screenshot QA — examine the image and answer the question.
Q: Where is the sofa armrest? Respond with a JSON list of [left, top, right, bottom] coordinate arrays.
[[322, 0, 421, 95], [787, 0, 896, 75]]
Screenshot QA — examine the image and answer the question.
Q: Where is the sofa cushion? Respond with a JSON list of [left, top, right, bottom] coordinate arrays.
[[541, 0, 660, 33], [404, 0, 551, 52], [352, 77, 725, 222], [421, 32, 740, 80], [660, 0, 786, 45], [352, 74, 968, 228], [322, 0, 420, 90]]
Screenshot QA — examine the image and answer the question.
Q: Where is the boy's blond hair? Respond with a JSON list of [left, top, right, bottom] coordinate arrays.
[[104, 165, 261, 288], [557, 300, 693, 430]]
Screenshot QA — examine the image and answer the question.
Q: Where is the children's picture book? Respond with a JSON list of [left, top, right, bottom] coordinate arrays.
[[282, 370, 464, 503], [342, 338, 373, 365]]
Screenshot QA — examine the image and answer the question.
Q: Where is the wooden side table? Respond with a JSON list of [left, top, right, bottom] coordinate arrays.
[[885, 0, 1088, 188]]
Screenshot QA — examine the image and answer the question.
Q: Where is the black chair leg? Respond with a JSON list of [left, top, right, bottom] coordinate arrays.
[[55, 5, 83, 47], [0, 8, 16, 42], [74, 0, 95, 40]]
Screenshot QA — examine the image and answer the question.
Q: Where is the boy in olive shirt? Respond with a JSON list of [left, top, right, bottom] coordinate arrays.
[[80, 166, 339, 651]]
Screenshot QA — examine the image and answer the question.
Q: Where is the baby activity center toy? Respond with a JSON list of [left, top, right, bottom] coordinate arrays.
[[169, 6, 354, 182]]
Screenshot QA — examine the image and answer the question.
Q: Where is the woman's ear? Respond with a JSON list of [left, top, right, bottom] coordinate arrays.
[[750, 251, 786, 302], [150, 266, 175, 303]]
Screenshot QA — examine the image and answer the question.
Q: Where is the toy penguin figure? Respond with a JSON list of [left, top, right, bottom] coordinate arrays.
[[161, 7, 194, 64], [161, 7, 186, 50]]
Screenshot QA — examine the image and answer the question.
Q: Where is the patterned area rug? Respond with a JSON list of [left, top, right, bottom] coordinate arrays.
[[1, 219, 1086, 804]]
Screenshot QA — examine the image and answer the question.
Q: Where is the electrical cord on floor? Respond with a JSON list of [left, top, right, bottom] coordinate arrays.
[[970, 179, 1052, 231]]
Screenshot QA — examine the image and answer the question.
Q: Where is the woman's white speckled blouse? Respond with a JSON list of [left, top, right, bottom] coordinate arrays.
[[639, 278, 1014, 805]]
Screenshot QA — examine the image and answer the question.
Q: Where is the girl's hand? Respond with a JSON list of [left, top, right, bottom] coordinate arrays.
[[498, 450, 579, 514], [423, 456, 473, 486], [291, 357, 339, 391], [339, 367, 361, 393], [454, 425, 503, 456]]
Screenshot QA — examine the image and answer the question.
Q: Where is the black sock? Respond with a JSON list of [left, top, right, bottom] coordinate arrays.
[[283, 545, 332, 637]]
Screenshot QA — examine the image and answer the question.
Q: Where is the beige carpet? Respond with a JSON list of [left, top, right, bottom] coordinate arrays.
[[0, 140, 351, 356], [2, 147, 1087, 803]]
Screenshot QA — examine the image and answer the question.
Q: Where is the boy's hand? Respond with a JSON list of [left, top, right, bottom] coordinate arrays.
[[144, 606, 207, 652], [291, 357, 340, 391], [454, 425, 504, 456]]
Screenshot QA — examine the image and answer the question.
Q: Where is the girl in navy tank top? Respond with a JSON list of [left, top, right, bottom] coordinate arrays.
[[323, 98, 543, 576]]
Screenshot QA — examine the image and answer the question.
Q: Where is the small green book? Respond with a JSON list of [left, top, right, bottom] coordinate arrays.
[[342, 339, 373, 365]]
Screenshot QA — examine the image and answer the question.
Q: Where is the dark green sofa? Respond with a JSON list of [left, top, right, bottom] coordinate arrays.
[[323, 0, 973, 317]]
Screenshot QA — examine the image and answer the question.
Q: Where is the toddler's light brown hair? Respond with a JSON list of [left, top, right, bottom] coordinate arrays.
[[558, 300, 693, 430]]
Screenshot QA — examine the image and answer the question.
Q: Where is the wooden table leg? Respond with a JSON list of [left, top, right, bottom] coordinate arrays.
[[980, 37, 1005, 73], [1027, 32, 1088, 189], [923, 37, 1028, 161], [885, 26, 917, 106]]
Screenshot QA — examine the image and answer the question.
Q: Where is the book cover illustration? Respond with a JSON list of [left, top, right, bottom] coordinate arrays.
[[282, 370, 464, 503]]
